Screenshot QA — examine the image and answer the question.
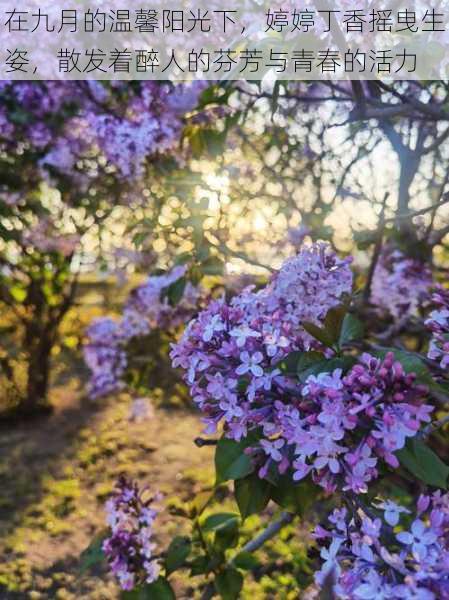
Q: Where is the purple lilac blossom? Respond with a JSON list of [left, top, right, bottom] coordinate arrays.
[[371, 246, 433, 319], [287, 225, 311, 249], [84, 318, 128, 400], [125, 265, 201, 330], [289, 354, 432, 493], [22, 218, 80, 256], [314, 492, 449, 599], [103, 477, 160, 591], [0, 81, 206, 182], [426, 286, 449, 369], [172, 244, 432, 493], [84, 266, 202, 398]]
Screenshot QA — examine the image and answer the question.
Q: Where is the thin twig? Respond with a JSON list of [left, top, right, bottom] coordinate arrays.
[[363, 192, 389, 304], [194, 438, 218, 448], [200, 511, 295, 600], [230, 511, 295, 560], [200, 582, 216, 600], [420, 414, 449, 438], [384, 193, 449, 224]]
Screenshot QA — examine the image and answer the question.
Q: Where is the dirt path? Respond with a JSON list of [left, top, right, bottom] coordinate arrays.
[[0, 384, 213, 599]]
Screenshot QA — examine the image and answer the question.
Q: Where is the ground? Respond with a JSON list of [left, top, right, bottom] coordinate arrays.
[[0, 381, 216, 600], [0, 381, 312, 600]]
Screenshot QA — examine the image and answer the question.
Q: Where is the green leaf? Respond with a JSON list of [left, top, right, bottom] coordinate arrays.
[[270, 477, 318, 514], [202, 512, 239, 533], [277, 351, 355, 383], [198, 84, 232, 109], [215, 524, 240, 551], [270, 80, 281, 116], [354, 229, 378, 250], [237, 377, 250, 394], [132, 231, 148, 248], [430, 379, 449, 396], [203, 129, 227, 158], [79, 530, 107, 574], [232, 551, 260, 571], [304, 305, 349, 349], [165, 536, 191, 575], [323, 304, 347, 343], [9, 285, 27, 303], [189, 555, 209, 576], [166, 277, 187, 306], [174, 252, 192, 265], [122, 578, 176, 600], [396, 437, 449, 489], [296, 351, 326, 373], [302, 321, 335, 348], [215, 438, 254, 483], [277, 351, 324, 376], [339, 313, 364, 346], [121, 590, 141, 600], [201, 256, 225, 276], [215, 568, 243, 600], [298, 356, 357, 383], [234, 474, 271, 519], [9, 108, 31, 125]]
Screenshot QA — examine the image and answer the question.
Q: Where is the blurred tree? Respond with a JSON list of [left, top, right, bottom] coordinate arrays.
[[0, 80, 210, 416]]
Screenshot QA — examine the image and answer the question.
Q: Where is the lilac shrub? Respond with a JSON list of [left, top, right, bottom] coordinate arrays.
[[84, 266, 202, 398], [315, 493, 449, 599], [1, 81, 206, 182], [0, 80, 212, 414], [125, 266, 201, 331], [84, 82, 206, 179], [84, 318, 128, 399], [371, 245, 433, 319], [426, 286, 449, 369], [21, 217, 80, 257], [173, 297, 432, 492], [171, 244, 353, 438], [86, 242, 449, 598], [172, 244, 433, 493], [103, 477, 160, 591]]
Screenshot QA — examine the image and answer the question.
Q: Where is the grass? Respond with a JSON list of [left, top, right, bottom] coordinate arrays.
[[0, 280, 314, 598], [0, 379, 314, 599], [0, 383, 214, 599]]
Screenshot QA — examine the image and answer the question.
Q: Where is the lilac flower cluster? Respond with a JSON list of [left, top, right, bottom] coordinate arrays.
[[172, 244, 432, 493], [286, 354, 432, 493], [0, 81, 86, 166], [84, 318, 128, 399], [171, 245, 352, 418], [125, 265, 201, 330], [22, 218, 80, 257], [0, 81, 206, 182], [103, 477, 160, 591], [287, 225, 311, 250], [371, 246, 433, 319], [85, 82, 206, 179], [315, 493, 449, 599], [425, 287, 449, 369], [84, 266, 202, 398]]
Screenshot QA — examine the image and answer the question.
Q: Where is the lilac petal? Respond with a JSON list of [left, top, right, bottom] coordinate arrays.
[[396, 531, 414, 545]]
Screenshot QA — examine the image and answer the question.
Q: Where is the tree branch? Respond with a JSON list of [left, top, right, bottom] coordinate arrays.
[[363, 193, 389, 304], [232, 511, 294, 558]]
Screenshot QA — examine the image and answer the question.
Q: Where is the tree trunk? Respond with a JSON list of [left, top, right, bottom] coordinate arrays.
[[19, 335, 53, 418], [397, 150, 419, 223]]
